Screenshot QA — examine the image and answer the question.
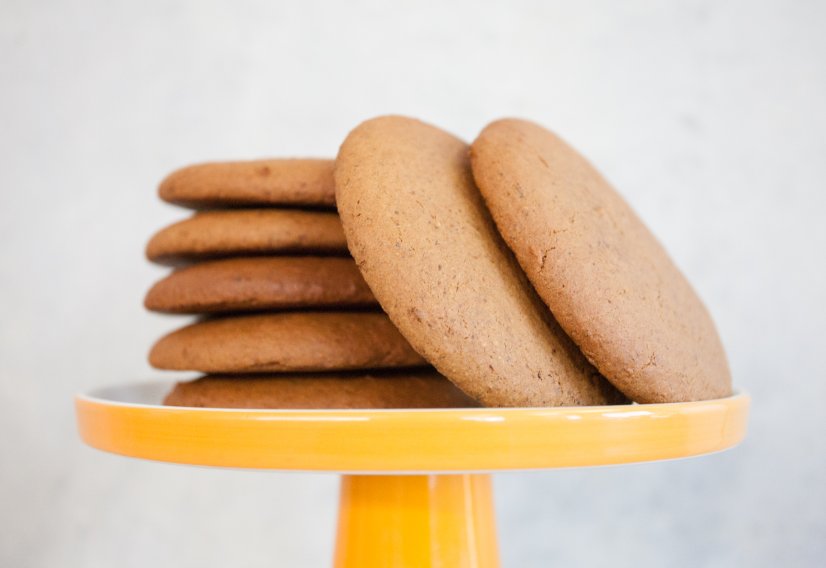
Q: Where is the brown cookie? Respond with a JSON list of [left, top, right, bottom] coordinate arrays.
[[159, 159, 336, 208], [163, 370, 479, 409], [335, 116, 625, 407], [146, 209, 348, 265], [145, 256, 377, 314], [149, 312, 426, 373], [470, 118, 732, 403]]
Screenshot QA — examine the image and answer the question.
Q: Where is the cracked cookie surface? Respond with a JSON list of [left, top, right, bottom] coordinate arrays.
[[335, 115, 625, 407], [470, 118, 731, 402]]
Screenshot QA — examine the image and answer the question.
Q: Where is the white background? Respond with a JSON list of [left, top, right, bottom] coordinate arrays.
[[2, 1, 825, 566]]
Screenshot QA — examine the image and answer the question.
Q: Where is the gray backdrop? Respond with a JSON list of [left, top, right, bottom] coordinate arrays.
[[2, 1, 824, 566]]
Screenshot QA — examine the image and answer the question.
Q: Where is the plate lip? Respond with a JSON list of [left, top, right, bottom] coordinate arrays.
[[76, 380, 750, 471], [75, 379, 749, 416]]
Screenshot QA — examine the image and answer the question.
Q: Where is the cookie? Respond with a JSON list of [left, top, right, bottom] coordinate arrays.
[[335, 116, 625, 407], [144, 256, 377, 313], [163, 370, 479, 409], [470, 118, 732, 402], [149, 312, 426, 373], [146, 209, 348, 265], [159, 159, 336, 208]]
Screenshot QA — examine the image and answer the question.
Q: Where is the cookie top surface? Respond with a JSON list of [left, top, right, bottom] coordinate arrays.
[[335, 116, 624, 407], [149, 312, 426, 373], [163, 370, 479, 409], [145, 256, 377, 314], [470, 118, 731, 402], [146, 209, 348, 265], [159, 159, 336, 208]]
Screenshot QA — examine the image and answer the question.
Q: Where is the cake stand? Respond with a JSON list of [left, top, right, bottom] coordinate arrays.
[[75, 381, 749, 567]]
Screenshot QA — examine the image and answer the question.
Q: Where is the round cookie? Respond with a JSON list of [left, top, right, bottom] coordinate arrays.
[[149, 312, 426, 373], [146, 209, 348, 265], [470, 118, 731, 403], [163, 370, 479, 409], [335, 116, 625, 407], [159, 158, 336, 208], [145, 256, 377, 313]]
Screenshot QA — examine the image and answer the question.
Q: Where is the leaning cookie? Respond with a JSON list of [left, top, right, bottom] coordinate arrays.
[[163, 370, 479, 409], [159, 158, 336, 208], [335, 115, 625, 407], [149, 312, 427, 373], [146, 209, 348, 265], [470, 118, 731, 403], [144, 257, 377, 313]]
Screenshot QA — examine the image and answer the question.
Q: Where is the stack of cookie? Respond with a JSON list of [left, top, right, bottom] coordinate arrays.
[[145, 159, 477, 409], [146, 117, 733, 410]]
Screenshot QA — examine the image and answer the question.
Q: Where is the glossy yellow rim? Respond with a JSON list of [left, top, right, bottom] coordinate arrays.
[[75, 382, 749, 473]]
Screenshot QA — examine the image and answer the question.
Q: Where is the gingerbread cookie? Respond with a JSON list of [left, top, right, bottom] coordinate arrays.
[[470, 118, 731, 402], [159, 158, 336, 208], [163, 370, 479, 409], [145, 257, 377, 313], [146, 209, 348, 265], [149, 312, 426, 373], [335, 116, 625, 407]]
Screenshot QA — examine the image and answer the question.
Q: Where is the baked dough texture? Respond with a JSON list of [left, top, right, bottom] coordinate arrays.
[[335, 116, 625, 407], [470, 118, 731, 402]]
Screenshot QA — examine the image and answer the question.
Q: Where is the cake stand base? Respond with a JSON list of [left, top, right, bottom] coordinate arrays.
[[75, 381, 749, 568], [335, 474, 497, 567]]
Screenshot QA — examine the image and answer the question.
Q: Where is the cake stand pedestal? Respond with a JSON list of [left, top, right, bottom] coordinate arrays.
[[75, 381, 749, 568]]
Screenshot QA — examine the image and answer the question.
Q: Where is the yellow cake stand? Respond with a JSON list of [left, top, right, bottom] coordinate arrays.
[[75, 381, 749, 567]]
